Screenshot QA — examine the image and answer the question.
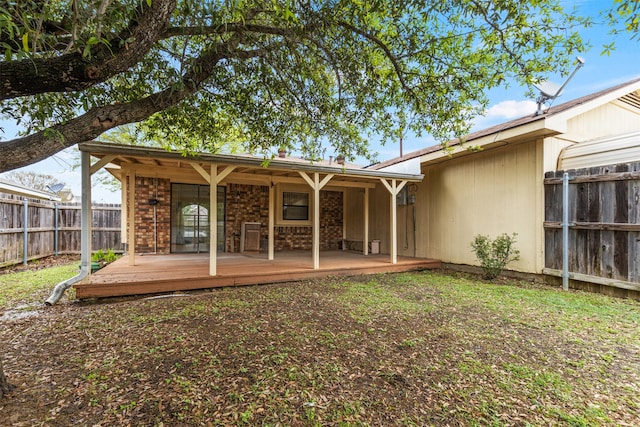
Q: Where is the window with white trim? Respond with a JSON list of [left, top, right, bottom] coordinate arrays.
[[282, 191, 309, 221]]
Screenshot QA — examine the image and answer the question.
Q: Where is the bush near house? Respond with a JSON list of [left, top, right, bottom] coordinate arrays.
[[471, 233, 520, 280], [91, 249, 119, 265], [90, 249, 120, 272]]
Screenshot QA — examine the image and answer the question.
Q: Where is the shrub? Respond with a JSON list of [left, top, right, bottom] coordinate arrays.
[[471, 233, 520, 280], [103, 249, 118, 263], [91, 249, 119, 264], [91, 249, 104, 263]]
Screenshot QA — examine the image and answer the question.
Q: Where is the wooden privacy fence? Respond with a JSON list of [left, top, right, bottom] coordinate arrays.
[[0, 194, 121, 267], [544, 162, 640, 291]]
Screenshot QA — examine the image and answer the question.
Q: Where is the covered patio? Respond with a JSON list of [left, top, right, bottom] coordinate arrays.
[[75, 251, 441, 298], [55, 142, 436, 302]]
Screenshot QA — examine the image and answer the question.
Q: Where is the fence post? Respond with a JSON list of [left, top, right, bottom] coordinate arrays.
[[562, 172, 571, 291], [23, 198, 28, 265], [54, 202, 59, 256]]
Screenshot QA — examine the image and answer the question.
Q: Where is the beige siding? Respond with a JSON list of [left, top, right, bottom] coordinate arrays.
[[344, 188, 363, 241], [369, 183, 391, 254], [406, 141, 544, 273], [543, 137, 573, 172], [344, 186, 394, 254], [566, 102, 640, 139]]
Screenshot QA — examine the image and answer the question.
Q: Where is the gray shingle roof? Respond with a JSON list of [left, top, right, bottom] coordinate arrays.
[[371, 77, 640, 170]]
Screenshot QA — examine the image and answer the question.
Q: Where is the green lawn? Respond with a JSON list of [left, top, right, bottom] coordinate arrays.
[[1, 265, 638, 426], [0, 263, 77, 308]]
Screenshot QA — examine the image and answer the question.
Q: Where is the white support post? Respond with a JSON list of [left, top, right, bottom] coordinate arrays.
[[81, 151, 93, 275], [379, 179, 408, 264], [342, 190, 347, 249], [22, 198, 28, 265], [128, 170, 136, 266], [54, 203, 59, 256], [390, 180, 397, 264], [364, 187, 369, 256], [268, 182, 274, 260], [299, 171, 334, 269], [120, 172, 128, 251], [210, 164, 218, 276], [313, 173, 320, 269]]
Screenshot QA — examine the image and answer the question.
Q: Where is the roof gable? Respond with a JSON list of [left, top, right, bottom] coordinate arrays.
[[373, 77, 640, 170]]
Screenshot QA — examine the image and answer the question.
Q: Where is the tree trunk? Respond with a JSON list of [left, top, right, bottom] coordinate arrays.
[[0, 358, 16, 399]]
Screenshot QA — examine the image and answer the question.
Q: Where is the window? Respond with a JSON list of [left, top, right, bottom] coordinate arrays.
[[282, 191, 309, 220]]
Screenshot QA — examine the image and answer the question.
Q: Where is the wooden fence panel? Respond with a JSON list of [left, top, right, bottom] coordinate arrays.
[[0, 194, 122, 267], [630, 179, 640, 282], [544, 162, 640, 285], [92, 204, 122, 250], [0, 198, 22, 264]]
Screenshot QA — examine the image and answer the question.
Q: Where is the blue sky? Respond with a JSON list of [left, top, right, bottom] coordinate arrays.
[[1, 0, 638, 203], [381, 0, 640, 160]]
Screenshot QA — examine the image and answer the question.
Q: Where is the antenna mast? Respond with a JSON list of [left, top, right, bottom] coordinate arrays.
[[535, 56, 585, 116]]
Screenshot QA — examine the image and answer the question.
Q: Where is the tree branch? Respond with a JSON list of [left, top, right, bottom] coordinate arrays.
[[0, 0, 176, 101], [336, 20, 412, 95], [0, 32, 280, 171], [164, 22, 315, 39]]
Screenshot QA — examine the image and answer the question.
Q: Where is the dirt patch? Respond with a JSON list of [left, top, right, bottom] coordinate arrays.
[[0, 273, 638, 426]]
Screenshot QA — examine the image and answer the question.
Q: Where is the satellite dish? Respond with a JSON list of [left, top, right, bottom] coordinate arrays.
[[47, 183, 65, 194], [534, 56, 585, 116], [534, 81, 564, 98]]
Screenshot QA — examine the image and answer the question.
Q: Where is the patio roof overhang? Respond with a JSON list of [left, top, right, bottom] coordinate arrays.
[[78, 142, 424, 188]]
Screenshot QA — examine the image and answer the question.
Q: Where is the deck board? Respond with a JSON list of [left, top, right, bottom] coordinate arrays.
[[75, 251, 441, 298]]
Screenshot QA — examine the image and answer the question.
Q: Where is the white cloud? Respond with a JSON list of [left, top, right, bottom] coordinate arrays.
[[468, 99, 538, 132], [484, 100, 538, 120]]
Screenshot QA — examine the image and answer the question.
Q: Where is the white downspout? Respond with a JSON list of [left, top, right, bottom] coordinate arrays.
[[45, 150, 92, 305]]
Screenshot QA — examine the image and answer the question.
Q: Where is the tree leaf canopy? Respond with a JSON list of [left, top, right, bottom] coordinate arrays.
[[0, 0, 592, 171]]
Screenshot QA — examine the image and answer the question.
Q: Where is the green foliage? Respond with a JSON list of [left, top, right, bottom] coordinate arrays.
[[605, 0, 640, 39], [91, 250, 103, 263], [91, 248, 118, 264], [0, 0, 596, 171], [470, 233, 520, 280]]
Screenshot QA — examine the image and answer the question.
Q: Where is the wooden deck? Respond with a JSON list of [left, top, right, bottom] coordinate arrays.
[[74, 251, 441, 298]]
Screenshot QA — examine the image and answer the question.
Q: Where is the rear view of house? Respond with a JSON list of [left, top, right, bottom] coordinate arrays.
[[375, 78, 640, 297]]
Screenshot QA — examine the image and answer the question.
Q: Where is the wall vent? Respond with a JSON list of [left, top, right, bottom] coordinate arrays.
[[618, 91, 640, 111]]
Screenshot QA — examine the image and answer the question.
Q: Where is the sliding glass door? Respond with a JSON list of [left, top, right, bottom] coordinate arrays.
[[171, 184, 225, 253]]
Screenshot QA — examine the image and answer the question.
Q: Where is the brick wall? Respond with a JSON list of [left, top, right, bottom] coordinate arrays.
[[131, 180, 343, 254], [225, 183, 270, 252], [274, 226, 313, 250], [273, 190, 343, 251], [131, 177, 171, 254], [319, 190, 343, 250]]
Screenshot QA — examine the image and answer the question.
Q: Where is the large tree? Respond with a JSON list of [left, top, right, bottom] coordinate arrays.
[[0, 0, 592, 172]]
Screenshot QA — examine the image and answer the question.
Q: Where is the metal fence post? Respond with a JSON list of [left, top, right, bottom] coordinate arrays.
[[562, 172, 570, 291], [23, 198, 28, 265], [54, 202, 59, 256]]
